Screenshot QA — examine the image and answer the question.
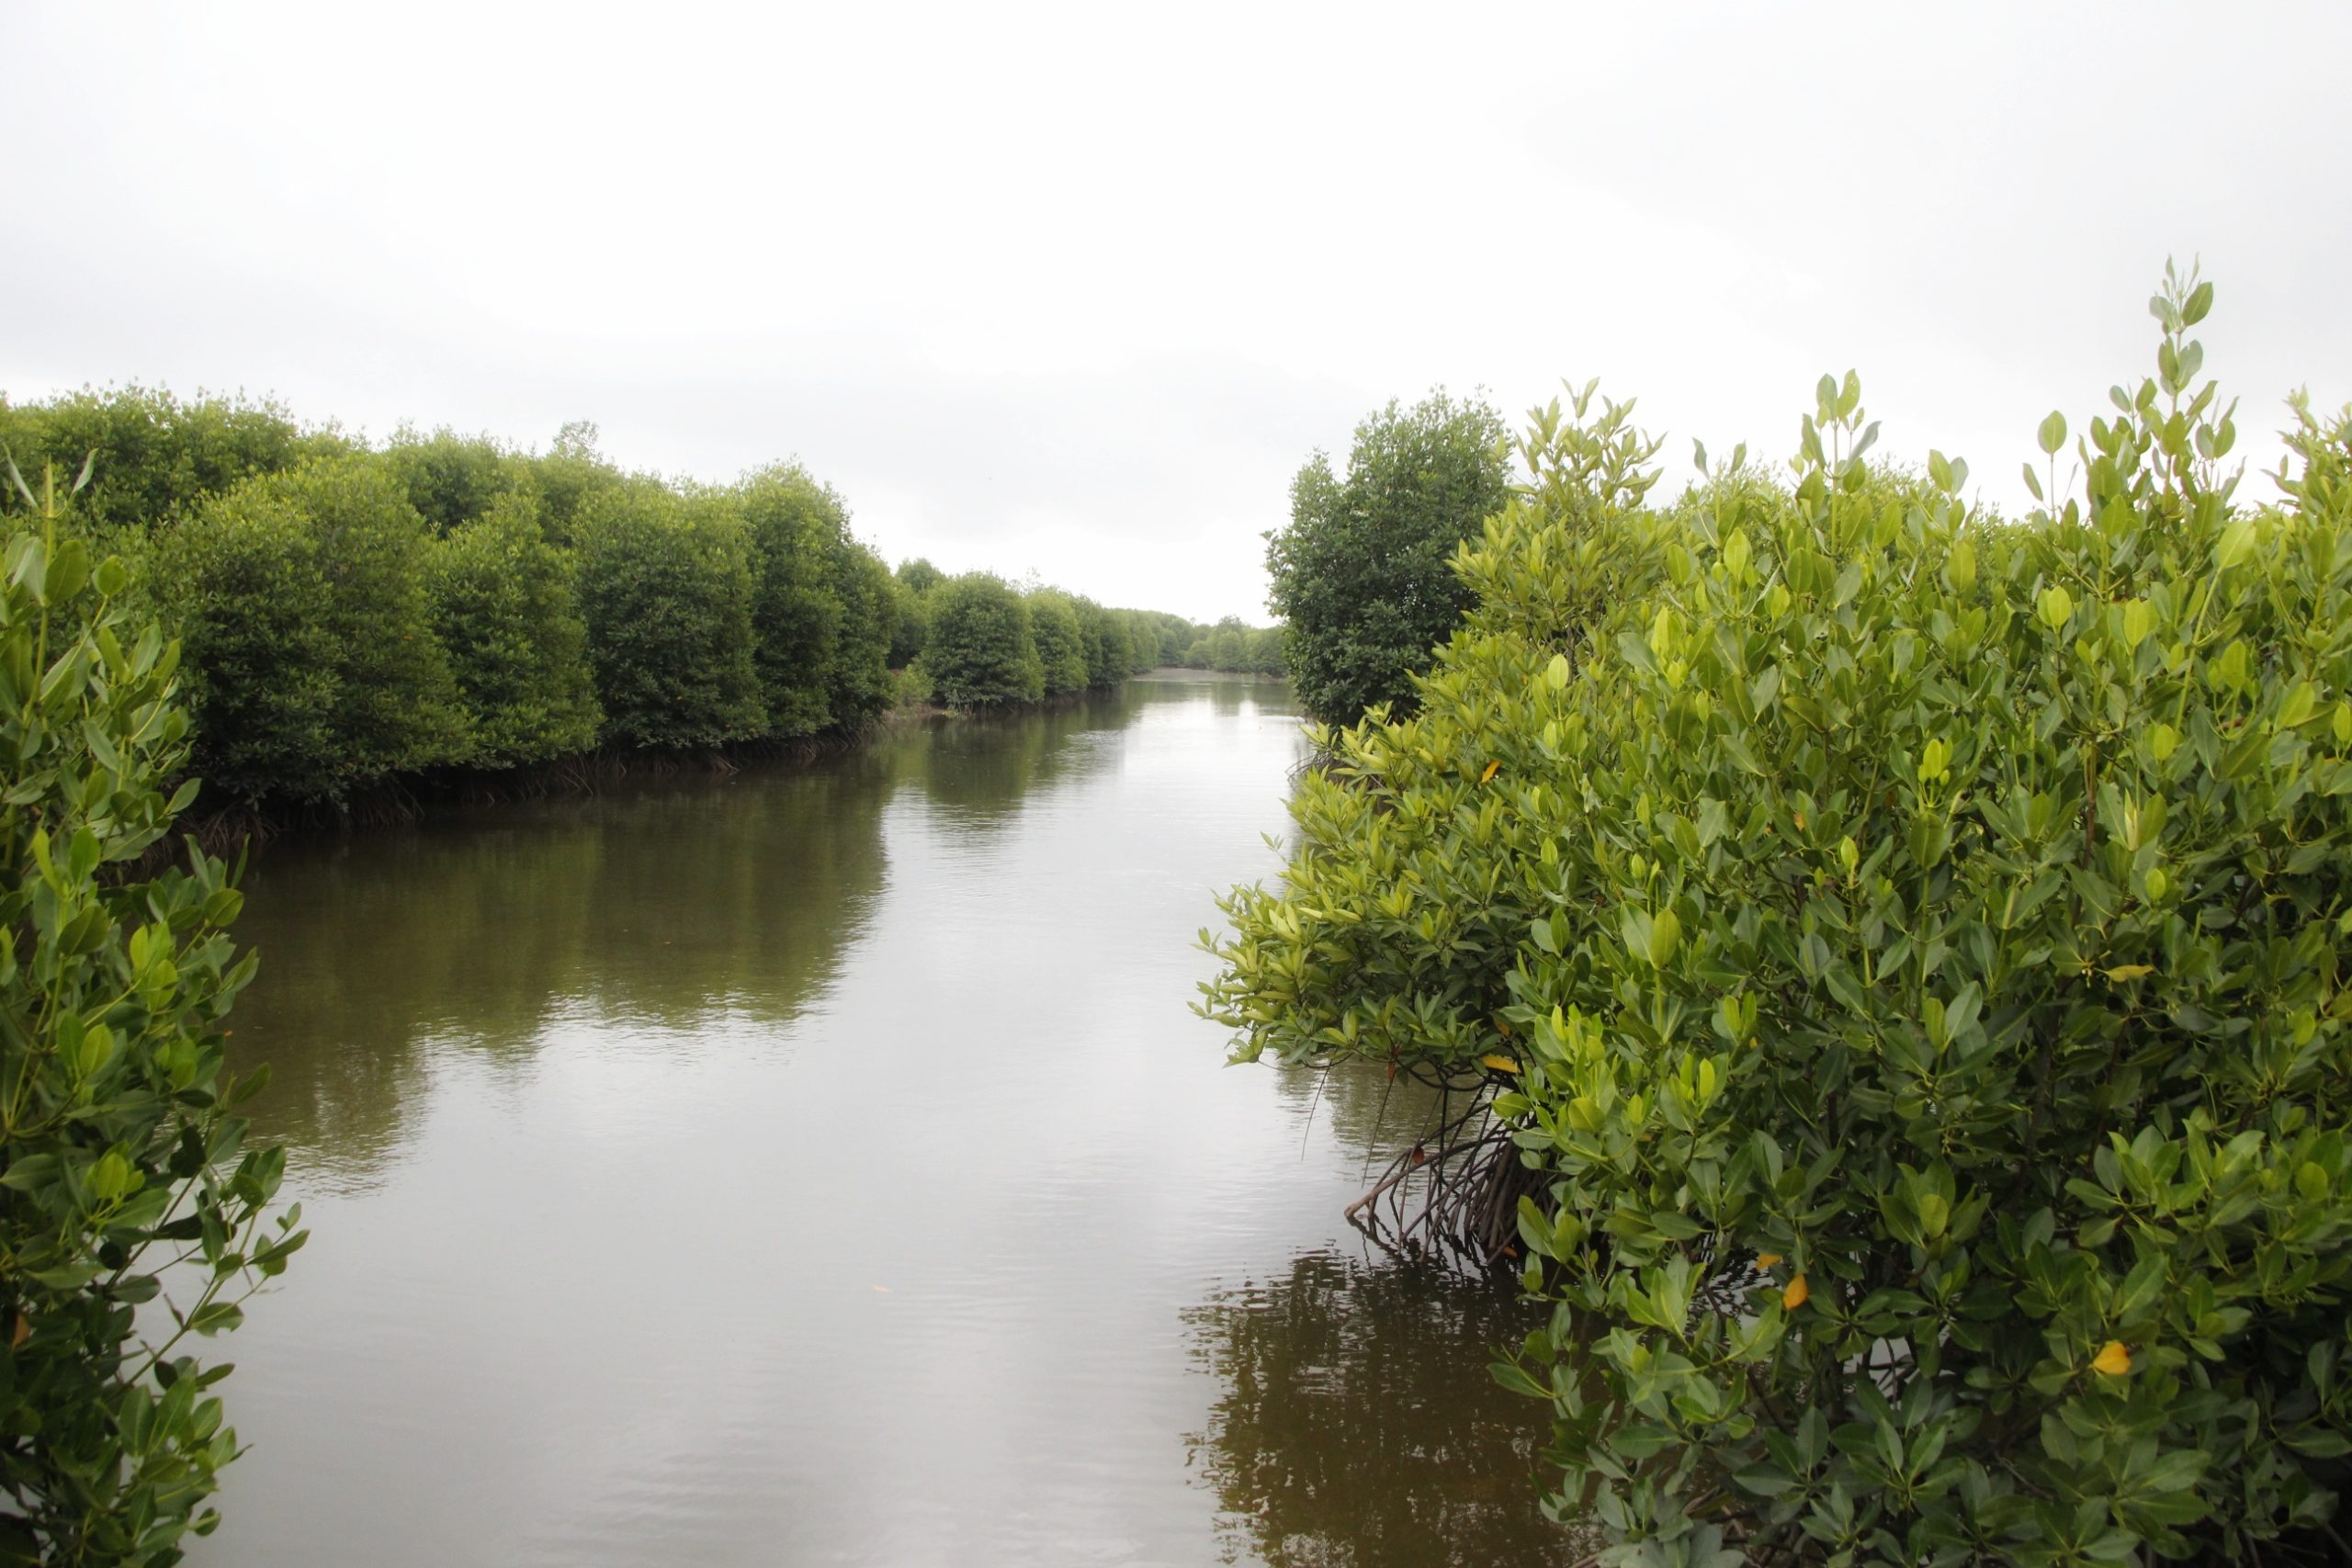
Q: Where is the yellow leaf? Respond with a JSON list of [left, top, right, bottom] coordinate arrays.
[[1756, 1253, 1783, 1269], [8, 1312, 28, 1349], [1480, 759, 1500, 784], [1782, 1274, 1809, 1310], [1478, 1054, 1521, 1075], [2103, 964, 2154, 982], [2091, 1340, 2132, 1377]]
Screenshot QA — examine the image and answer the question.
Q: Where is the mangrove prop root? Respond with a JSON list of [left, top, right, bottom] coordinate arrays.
[[1341, 1070, 1544, 1273]]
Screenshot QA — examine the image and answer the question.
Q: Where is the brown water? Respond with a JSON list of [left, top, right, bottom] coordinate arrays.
[[192, 671, 1576, 1568]]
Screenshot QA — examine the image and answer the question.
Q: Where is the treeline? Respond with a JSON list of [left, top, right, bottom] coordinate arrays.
[[886, 565, 1286, 700], [885, 559, 1165, 707], [1175, 616, 1285, 674], [0, 387, 1177, 806]]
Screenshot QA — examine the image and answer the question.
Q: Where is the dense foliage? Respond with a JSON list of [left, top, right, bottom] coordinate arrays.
[[820, 527, 898, 732], [1181, 616, 1287, 674], [423, 491, 602, 769], [881, 566, 1180, 711], [378, 428, 531, 537], [0, 389, 1179, 804], [1265, 390, 1511, 726], [571, 483, 767, 750], [739, 465, 850, 739], [153, 458, 468, 803], [0, 388, 349, 541], [1026, 590, 1091, 696], [1, 463, 301, 1562], [1204, 274, 2352, 1563], [922, 573, 1045, 709]]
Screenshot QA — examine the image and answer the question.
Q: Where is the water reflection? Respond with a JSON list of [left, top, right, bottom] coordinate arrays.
[[883, 689, 1136, 828], [195, 671, 1589, 1568], [1186, 1249, 1575, 1566], [229, 761, 890, 1182], [1271, 1056, 1481, 1161]]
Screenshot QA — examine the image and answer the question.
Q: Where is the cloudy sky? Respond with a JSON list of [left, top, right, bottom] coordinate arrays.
[[5, 3, 2346, 624]]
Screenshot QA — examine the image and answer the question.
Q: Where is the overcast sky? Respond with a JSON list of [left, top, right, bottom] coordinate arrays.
[[5, 3, 2346, 624]]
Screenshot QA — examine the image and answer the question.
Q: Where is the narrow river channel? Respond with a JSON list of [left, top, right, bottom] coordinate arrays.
[[193, 671, 1571, 1567]]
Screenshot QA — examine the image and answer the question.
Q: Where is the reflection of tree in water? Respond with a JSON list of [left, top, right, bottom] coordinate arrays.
[[880, 688, 1136, 827], [1272, 1059, 1452, 1162], [882, 674, 1295, 828], [1185, 1248, 1581, 1567], [225, 756, 889, 1177], [1197, 671, 1283, 717]]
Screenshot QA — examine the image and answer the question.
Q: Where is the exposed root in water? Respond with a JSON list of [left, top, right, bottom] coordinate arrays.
[[1343, 1065, 1547, 1274]]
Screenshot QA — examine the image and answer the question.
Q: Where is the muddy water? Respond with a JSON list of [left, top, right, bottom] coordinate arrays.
[[194, 672, 1575, 1568]]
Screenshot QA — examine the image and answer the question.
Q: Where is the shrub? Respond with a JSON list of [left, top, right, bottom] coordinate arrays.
[[1115, 610, 1150, 676], [1203, 272, 2352, 1563], [0, 463, 303, 1562], [423, 490, 601, 768], [0, 387, 346, 541], [890, 661, 934, 709], [737, 465, 846, 737], [1181, 617, 1289, 674], [823, 536, 898, 730], [377, 427, 533, 536], [887, 576, 929, 670], [1026, 591, 1090, 695], [571, 482, 765, 749], [889, 559, 942, 671], [1264, 389, 1514, 726], [1244, 626, 1286, 674], [1071, 596, 1133, 688], [523, 421, 622, 547], [923, 573, 1043, 709], [155, 457, 468, 802], [1132, 609, 1197, 668]]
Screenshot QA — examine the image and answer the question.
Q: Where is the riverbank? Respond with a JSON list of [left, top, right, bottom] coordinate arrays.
[[172, 668, 1264, 851]]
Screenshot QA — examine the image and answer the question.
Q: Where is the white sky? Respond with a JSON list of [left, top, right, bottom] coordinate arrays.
[[5, 2, 2347, 625]]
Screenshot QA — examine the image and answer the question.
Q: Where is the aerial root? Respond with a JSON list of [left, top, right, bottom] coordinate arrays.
[[1343, 1072, 1545, 1273]]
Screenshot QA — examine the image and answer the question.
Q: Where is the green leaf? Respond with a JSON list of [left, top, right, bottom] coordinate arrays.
[[2216, 519, 2257, 571], [1648, 908, 1682, 969], [184, 1302, 245, 1337], [1488, 1359, 1551, 1401]]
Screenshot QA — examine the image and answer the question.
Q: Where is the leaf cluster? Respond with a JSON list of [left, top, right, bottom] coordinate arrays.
[[149, 457, 469, 802], [1204, 268, 2352, 1563], [0, 463, 303, 1562], [570, 482, 768, 750], [922, 573, 1046, 709], [1265, 390, 1514, 726]]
